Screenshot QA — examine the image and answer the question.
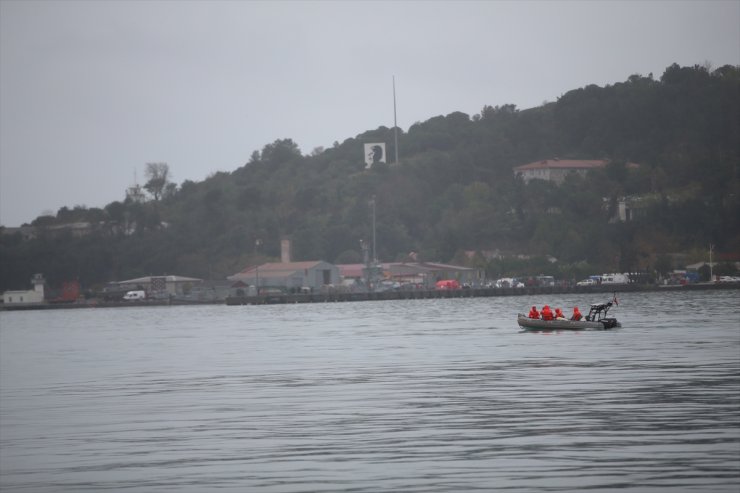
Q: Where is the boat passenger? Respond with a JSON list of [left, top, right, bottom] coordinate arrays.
[[541, 305, 554, 321], [554, 307, 566, 319], [571, 306, 582, 321], [528, 306, 540, 319]]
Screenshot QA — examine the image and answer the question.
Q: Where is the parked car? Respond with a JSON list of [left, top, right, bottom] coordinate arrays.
[[495, 278, 525, 288], [718, 276, 740, 283], [576, 279, 596, 287], [435, 279, 461, 290], [122, 290, 146, 301]]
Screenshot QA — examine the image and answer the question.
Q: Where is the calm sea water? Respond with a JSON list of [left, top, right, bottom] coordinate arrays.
[[1, 290, 739, 492]]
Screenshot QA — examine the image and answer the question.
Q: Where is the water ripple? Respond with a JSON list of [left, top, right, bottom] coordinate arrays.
[[1, 291, 739, 492]]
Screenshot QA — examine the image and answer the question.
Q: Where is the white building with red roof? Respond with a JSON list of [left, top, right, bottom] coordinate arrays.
[[514, 158, 638, 185]]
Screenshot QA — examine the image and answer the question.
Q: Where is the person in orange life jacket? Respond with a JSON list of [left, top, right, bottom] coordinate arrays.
[[554, 307, 566, 319], [571, 306, 583, 321], [541, 305, 554, 321], [528, 306, 540, 319]]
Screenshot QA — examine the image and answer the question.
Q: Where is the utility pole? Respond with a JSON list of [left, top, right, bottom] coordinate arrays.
[[365, 195, 381, 291], [360, 239, 370, 289], [371, 195, 377, 263], [255, 238, 262, 294]]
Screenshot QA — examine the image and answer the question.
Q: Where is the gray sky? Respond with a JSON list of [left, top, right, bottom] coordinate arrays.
[[1, 0, 738, 227]]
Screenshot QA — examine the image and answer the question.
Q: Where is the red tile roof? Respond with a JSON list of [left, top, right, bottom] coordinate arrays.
[[514, 159, 640, 171], [513, 159, 608, 171]]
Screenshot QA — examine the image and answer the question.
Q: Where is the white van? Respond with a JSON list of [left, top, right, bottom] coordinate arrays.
[[123, 290, 146, 301]]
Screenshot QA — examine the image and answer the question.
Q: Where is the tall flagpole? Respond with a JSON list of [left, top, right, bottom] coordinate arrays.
[[393, 76, 399, 164]]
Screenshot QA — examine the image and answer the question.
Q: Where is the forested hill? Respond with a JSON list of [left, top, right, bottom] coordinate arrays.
[[1, 63, 739, 291]]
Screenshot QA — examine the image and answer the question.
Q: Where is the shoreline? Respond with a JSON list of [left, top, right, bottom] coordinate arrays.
[[1, 282, 737, 311], [225, 281, 739, 305]]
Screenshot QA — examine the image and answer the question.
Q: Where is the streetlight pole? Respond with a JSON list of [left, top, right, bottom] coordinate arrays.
[[709, 244, 714, 282], [360, 239, 369, 289], [255, 238, 262, 295]]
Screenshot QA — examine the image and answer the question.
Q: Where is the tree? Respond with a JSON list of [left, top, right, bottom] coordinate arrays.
[[1, 64, 737, 289], [144, 162, 171, 201], [654, 254, 673, 279], [261, 139, 301, 165]]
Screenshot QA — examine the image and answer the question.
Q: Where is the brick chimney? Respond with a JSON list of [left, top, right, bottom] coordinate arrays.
[[281, 238, 292, 263]]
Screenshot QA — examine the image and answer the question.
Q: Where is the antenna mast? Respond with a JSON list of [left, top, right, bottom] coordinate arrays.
[[393, 76, 399, 164]]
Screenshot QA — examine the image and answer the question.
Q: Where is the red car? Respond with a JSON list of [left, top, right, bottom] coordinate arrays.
[[435, 279, 461, 290]]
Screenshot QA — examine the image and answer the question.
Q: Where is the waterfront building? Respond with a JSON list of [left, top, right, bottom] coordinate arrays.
[[112, 275, 203, 298], [228, 261, 341, 293], [2, 273, 46, 305]]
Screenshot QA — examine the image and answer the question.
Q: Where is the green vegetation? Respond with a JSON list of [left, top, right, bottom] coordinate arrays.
[[1, 63, 738, 291]]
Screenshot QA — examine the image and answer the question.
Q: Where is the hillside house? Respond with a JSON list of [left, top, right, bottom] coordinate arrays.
[[514, 158, 639, 185]]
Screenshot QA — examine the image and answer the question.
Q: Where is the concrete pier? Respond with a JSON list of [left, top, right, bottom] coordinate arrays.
[[225, 282, 738, 306]]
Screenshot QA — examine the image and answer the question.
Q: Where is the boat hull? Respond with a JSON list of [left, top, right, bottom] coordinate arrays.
[[517, 314, 619, 331]]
